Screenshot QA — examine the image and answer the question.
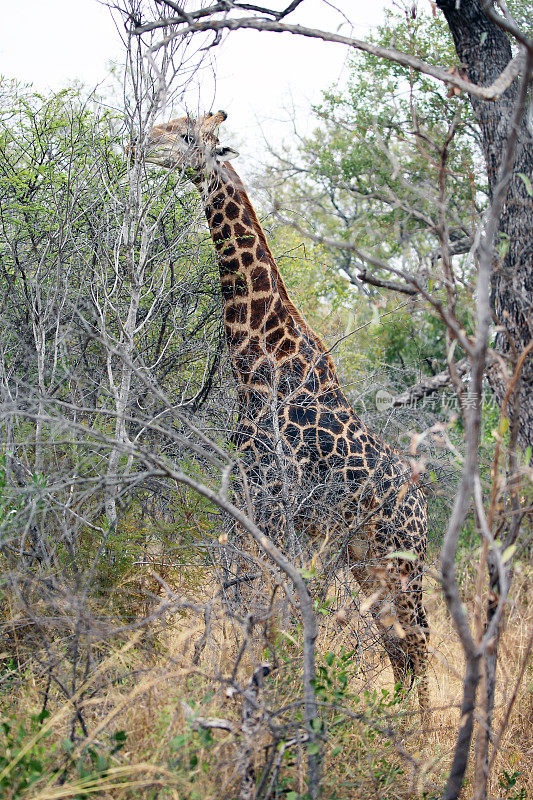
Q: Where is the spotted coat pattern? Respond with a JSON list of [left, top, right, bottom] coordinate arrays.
[[145, 113, 430, 715]]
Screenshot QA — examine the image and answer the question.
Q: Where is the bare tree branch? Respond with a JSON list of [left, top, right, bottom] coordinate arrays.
[[137, 11, 526, 101], [391, 359, 469, 407], [440, 47, 533, 800], [355, 268, 419, 297]]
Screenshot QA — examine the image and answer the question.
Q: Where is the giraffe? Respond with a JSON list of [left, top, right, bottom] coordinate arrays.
[[143, 111, 430, 716]]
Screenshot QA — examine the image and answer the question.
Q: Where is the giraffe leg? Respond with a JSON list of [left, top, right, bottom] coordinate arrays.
[[385, 581, 430, 725], [351, 561, 430, 724]]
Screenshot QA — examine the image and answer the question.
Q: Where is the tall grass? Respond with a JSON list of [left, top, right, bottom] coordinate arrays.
[[1, 558, 531, 799]]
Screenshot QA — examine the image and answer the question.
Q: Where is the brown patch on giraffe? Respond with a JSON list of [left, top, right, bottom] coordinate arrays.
[[233, 276, 248, 296], [283, 316, 301, 338], [336, 437, 349, 457], [264, 313, 279, 331], [250, 297, 271, 328], [227, 327, 249, 348], [225, 305, 238, 324], [225, 302, 248, 325], [256, 243, 269, 262], [225, 200, 239, 219], [236, 238, 255, 250], [240, 207, 254, 227], [248, 359, 274, 386], [319, 412, 343, 436], [211, 192, 225, 209], [278, 337, 297, 356], [245, 334, 264, 351], [289, 356, 307, 375], [250, 267, 271, 293], [224, 258, 240, 274], [265, 326, 284, 348]]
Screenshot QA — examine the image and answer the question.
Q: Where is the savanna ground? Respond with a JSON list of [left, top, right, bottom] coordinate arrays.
[[1, 540, 531, 800]]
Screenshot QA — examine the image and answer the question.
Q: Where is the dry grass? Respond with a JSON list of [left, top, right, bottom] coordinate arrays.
[[1, 558, 531, 800], [423, 558, 533, 800]]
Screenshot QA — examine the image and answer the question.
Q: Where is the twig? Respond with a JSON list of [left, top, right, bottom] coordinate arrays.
[[139, 13, 526, 101]]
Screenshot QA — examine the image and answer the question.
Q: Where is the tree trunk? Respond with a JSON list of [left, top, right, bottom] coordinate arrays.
[[437, 0, 533, 451]]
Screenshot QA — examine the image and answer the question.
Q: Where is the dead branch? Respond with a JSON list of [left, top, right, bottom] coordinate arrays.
[[391, 359, 469, 407], [356, 268, 419, 296], [136, 11, 526, 101]]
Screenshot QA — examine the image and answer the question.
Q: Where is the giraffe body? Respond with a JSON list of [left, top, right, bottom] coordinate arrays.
[[144, 112, 430, 715]]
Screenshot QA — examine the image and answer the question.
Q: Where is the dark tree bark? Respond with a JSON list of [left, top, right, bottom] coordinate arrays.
[[435, 7, 531, 797], [436, 0, 533, 452]]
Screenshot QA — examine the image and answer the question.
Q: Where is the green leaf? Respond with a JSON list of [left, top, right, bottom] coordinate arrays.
[[95, 752, 108, 773], [281, 631, 299, 647], [369, 304, 381, 333], [170, 734, 188, 750], [517, 172, 533, 196], [498, 416, 509, 436], [385, 550, 417, 561], [502, 544, 516, 564], [524, 446, 531, 466], [497, 232, 510, 259]]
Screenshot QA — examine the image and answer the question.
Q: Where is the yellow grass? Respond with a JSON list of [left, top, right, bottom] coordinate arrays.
[[1, 559, 531, 800]]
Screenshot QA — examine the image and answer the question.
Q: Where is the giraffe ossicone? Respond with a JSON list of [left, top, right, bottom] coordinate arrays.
[[143, 111, 431, 718]]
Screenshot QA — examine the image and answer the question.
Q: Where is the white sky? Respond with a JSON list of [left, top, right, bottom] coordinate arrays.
[[1, 0, 388, 168]]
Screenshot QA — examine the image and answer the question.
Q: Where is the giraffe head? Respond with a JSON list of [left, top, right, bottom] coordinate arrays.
[[144, 110, 238, 176]]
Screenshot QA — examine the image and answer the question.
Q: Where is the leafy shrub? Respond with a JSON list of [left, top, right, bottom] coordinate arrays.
[[0, 709, 59, 798]]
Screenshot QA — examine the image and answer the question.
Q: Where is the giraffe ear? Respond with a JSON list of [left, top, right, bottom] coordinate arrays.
[[215, 146, 239, 161]]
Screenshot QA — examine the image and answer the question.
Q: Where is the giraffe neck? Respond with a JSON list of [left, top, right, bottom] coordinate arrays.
[[196, 163, 334, 393]]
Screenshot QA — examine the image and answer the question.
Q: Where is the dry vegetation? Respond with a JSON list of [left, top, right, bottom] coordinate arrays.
[[2, 550, 531, 800]]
